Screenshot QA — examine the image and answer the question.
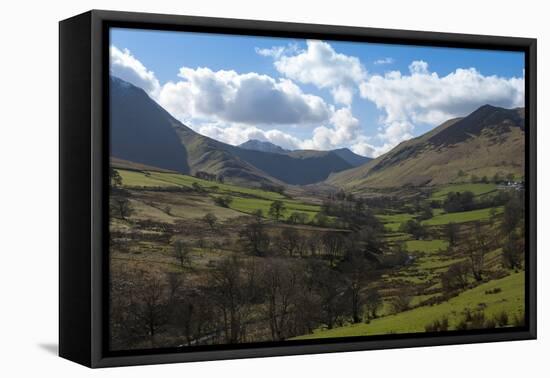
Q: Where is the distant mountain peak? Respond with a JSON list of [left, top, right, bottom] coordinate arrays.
[[331, 148, 372, 167], [239, 139, 289, 154]]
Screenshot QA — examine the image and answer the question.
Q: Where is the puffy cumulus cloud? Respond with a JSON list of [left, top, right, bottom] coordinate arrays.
[[302, 108, 360, 149], [360, 60, 524, 151], [408, 60, 429, 74], [350, 140, 376, 158], [110, 46, 160, 97], [198, 108, 377, 158], [270, 40, 367, 105], [157, 67, 332, 126]]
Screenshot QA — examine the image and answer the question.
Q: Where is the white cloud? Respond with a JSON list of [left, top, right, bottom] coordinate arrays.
[[255, 46, 286, 58], [331, 86, 354, 107], [254, 44, 300, 59], [198, 122, 303, 150], [408, 60, 429, 74], [302, 108, 360, 149], [157, 67, 332, 126], [350, 140, 376, 158], [110, 46, 160, 97], [360, 60, 525, 151], [270, 40, 367, 105], [374, 57, 394, 65], [110, 43, 524, 160], [198, 107, 376, 158]]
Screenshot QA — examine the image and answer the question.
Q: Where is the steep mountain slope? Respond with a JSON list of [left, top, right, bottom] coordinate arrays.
[[111, 76, 354, 186], [111, 76, 278, 186], [327, 105, 525, 189], [239, 139, 289, 154], [110, 76, 189, 173]]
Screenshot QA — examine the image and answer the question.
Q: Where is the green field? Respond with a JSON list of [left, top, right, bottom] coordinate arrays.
[[378, 213, 416, 232], [294, 272, 524, 339], [118, 169, 286, 200], [405, 239, 449, 254], [117, 168, 320, 221], [423, 206, 503, 226], [228, 196, 320, 220], [118, 170, 175, 187], [430, 183, 497, 200]]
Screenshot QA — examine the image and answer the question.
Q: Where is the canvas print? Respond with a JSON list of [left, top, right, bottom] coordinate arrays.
[[108, 28, 526, 351]]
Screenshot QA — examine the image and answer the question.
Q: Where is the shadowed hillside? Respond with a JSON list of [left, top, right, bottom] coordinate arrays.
[[111, 76, 356, 186], [110, 76, 190, 173]]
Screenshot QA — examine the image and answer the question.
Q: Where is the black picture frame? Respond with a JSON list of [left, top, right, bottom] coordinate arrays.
[[59, 9, 537, 368]]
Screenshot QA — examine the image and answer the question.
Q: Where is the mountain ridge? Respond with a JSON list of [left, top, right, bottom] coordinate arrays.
[[110, 76, 357, 186], [238, 139, 372, 167], [326, 104, 525, 189]]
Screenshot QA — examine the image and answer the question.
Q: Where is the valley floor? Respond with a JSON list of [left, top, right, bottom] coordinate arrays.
[[108, 166, 526, 350]]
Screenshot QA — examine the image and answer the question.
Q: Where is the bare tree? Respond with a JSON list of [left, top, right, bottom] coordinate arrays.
[[278, 228, 302, 257], [269, 200, 286, 221], [364, 289, 382, 319], [173, 239, 192, 268], [465, 223, 492, 281], [260, 259, 300, 340], [209, 256, 259, 344], [110, 197, 133, 220], [441, 261, 470, 293], [446, 222, 459, 247], [171, 287, 216, 346], [239, 217, 270, 256], [109, 167, 122, 188], [306, 234, 322, 257], [308, 261, 346, 329], [134, 272, 170, 347], [203, 212, 218, 230], [322, 232, 345, 265], [502, 231, 524, 270], [389, 289, 412, 313], [341, 252, 372, 323]]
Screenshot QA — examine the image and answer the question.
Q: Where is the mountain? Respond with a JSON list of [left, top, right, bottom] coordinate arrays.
[[326, 105, 525, 189], [110, 76, 354, 186], [110, 76, 190, 173], [331, 148, 372, 167], [239, 139, 289, 154], [238, 141, 371, 167]]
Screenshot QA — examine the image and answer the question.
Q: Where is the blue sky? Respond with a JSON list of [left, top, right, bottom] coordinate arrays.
[[110, 28, 525, 157]]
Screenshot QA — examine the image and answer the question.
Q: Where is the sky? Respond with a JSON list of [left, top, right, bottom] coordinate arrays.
[[110, 28, 525, 157]]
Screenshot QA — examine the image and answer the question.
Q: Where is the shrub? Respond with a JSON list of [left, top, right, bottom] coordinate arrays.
[[456, 319, 469, 330], [442, 191, 475, 213], [513, 311, 525, 327], [424, 316, 449, 332], [192, 182, 205, 192], [495, 311, 509, 327], [484, 318, 496, 329], [469, 310, 487, 329], [389, 292, 412, 313], [441, 262, 470, 294], [399, 219, 427, 240], [214, 195, 233, 208]]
